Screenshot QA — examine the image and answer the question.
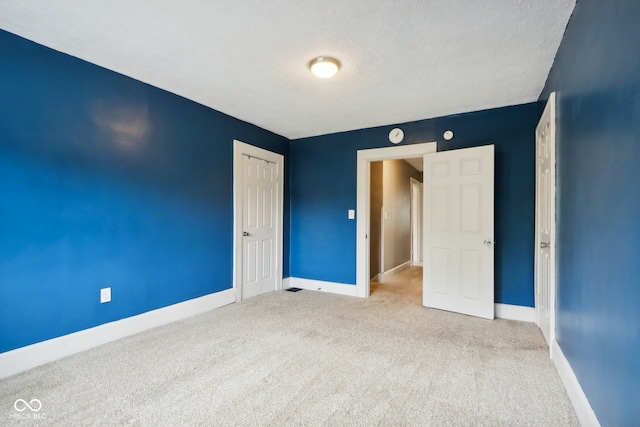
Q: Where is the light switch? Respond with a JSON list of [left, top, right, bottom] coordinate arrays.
[[100, 287, 111, 303], [348, 209, 355, 219]]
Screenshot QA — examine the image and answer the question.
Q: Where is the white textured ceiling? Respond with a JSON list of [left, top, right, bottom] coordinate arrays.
[[0, 0, 575, 139]]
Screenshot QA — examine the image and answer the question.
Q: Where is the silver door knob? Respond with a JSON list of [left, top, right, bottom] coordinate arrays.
[[243, 231, 250, 237], [483, 240, 494, 247], [540, 242, 550, 249]]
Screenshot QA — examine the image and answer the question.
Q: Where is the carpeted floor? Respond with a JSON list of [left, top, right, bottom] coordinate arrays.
[[1, 267, 578, 426]]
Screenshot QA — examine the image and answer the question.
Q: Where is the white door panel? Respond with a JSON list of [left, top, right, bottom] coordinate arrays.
[[535, 93, 556, 347], [242, 155, 277, 299], [423, 145, 495, 320]]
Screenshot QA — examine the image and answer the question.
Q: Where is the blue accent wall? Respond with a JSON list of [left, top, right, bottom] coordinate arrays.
[[0, 30, 290, 353], [539, 1, 640, 425], [290, 104, 538, 307]]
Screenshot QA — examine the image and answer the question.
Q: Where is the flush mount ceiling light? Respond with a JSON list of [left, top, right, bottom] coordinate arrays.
[[309, 56, 341, 78]]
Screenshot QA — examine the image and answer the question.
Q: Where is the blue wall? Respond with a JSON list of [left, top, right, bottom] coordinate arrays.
[[0, 30, 290, 353], [290, 104, 538, 306], [539, 1, 640, 425]]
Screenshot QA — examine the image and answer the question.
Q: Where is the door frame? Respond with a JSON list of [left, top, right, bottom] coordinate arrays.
[[410, 177, 423, 267], [233, 140, 284, 302], [356, 142, 437, 298], [535, 92, 557, 355]]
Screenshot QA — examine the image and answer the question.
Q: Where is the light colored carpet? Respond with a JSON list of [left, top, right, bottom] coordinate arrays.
[[1, 267, 578, 426]]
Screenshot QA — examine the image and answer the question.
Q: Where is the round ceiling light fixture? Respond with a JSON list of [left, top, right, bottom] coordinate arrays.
[[309, 56, 341, 78]]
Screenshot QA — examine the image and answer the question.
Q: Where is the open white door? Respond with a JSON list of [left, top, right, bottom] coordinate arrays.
[[423, 145, 495, 319]]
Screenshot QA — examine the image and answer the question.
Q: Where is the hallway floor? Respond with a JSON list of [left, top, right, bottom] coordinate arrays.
[[371, 266, 423, 304]]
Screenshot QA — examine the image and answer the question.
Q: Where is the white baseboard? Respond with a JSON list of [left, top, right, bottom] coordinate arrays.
[[494, 303, 535, 322], [282, 277, 291, 290], [551, 340, 600, 426], [378, 260, 411, 282], [0, 288, 236, 379], [288, 277, 357, 297]]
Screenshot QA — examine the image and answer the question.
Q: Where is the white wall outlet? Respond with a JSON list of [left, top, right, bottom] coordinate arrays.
[[348, 209, 355, 219], [100, 287, 111, 303]]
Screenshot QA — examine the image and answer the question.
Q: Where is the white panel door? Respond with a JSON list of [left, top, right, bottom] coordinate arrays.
[[242, 154, 277, 299], [535, 93, 556, 347], [423, 145, 495, 319]]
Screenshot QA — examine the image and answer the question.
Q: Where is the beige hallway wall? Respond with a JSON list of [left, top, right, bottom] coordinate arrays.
[[381, 159, 421, 273]]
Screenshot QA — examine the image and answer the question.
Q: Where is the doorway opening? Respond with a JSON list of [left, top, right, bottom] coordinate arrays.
[[355, 142, 437, 299], [368, 158, 424, 304]]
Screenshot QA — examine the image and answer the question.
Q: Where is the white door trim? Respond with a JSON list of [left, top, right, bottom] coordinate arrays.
[[410, 177, 423, 266], [356, 142, 437, 298], [535, 92, 557, 355], [233, 140, 284, 302]]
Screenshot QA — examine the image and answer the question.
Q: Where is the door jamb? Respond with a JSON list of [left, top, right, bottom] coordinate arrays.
[[356, 142, 437, 298], [410, 177, 423, 267], [535, 92, 557, 356], [233, 140, 284, 302]]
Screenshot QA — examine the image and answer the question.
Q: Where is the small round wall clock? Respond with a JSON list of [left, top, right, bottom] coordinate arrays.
[[389, 127, 404, 144]]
